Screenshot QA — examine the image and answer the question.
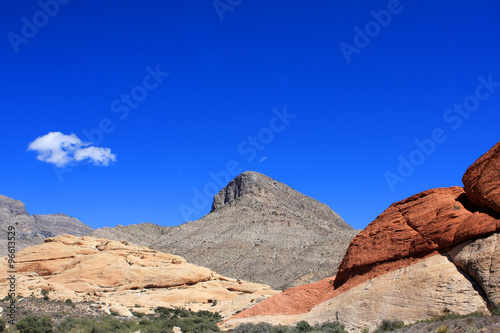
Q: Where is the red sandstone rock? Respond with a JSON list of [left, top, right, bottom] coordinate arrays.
[[334, 186, 499, 288], [463, 141, 500, 214], [229, 277, 332, 318]]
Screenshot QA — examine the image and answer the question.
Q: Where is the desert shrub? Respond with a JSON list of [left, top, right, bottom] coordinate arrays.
[[56, 315, 139, 333], [234, 323, 264, 333], [155, 306, 173, 317], [316, 321, 347, 333], [375, 319, 405, 332], [0, 318, 6, 332], [270, 324, 297, 333], [64, 298, 73, 304], [57, 316, 79, 332], [296, 321, 314, 332], [191, 320, 220, 333], [132, 311, 145, 317], [16, 315, 53, 333], [435, 325, 448, 333]]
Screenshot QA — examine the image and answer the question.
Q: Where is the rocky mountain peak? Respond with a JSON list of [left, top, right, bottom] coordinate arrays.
[[211, 171, 260, 211], [211, 171, 351, 232]]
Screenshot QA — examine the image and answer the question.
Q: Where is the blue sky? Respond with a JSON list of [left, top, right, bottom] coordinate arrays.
[[1, 1, 499, 230]]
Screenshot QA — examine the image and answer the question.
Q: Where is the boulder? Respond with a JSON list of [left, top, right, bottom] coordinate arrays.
[[463, 141, 500, 214], [334, 186, 499, 289]]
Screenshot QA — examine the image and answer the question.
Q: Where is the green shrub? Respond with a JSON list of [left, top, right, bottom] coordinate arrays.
[[16, 315, 53, 333], [132, 311, 145, 318], [57, 317, 78, 333], [316, 321, 347, 333], [270, 324, 296, 333], [375, 319, 405, 332], [436, 325, 448, 333], [296, 321, 314, 332], [0, 318, 6, 332], [234, 323, 263, 333]]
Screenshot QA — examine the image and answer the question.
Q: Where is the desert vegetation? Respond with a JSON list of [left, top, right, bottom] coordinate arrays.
[[231, 320, 346, 333], [369, 310, 500, 333], [2, 306, 221, 333]]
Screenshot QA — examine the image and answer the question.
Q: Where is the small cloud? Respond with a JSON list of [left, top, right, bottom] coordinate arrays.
[[259, 156, 267, 162], [28, 132, 116, 167]]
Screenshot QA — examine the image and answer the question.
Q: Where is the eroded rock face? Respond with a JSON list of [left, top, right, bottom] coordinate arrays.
[[463, 141, 500, 214], [0, 235, 278, 318]]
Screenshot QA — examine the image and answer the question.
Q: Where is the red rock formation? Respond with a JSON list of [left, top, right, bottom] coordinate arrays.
[[463, 141, 500, 214], [231, 278, 332, 318], [334, 186, 499, 289]]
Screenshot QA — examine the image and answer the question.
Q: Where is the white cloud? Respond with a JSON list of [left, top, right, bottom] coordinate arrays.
[[28, 132, 116, 167], [259, 156, 267, 162]]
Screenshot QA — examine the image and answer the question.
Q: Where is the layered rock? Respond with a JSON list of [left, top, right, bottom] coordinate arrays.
[[223, 141, 500, 331], [92, 171, 358, 289], [0, 194, 93, 256], [0, 235, 278, 318]]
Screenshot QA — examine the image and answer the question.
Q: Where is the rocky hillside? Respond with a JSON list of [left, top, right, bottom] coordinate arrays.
[[222, 141, 500, 332], [0, 234, 278, 318], [92, 171, 358, 289], [0, 194, 93, 256]]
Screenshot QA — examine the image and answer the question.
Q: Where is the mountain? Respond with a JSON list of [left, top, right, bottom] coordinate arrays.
[[0, 234, 278, 318], [92, 171, 359, 289], [222, 141, 500, 332], [0, 194, 93, 256]]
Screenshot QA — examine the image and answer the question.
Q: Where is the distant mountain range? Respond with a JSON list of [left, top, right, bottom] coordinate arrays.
[[92, 171, 359, 289], [0, 194, 93, 256]]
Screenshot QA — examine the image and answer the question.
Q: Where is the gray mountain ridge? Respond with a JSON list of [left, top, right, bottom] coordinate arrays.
[[0, 194, 94, 256], [92, 171, 359, 289]]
